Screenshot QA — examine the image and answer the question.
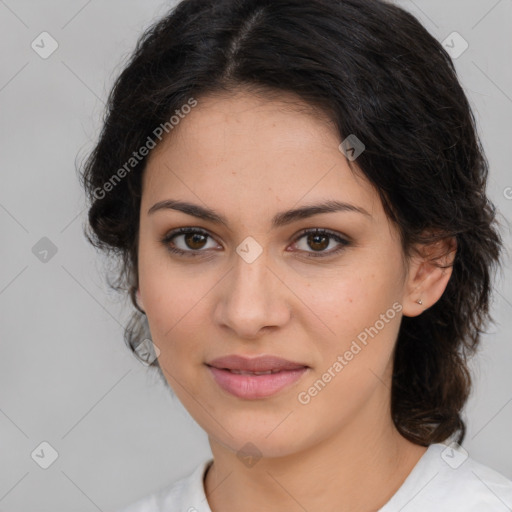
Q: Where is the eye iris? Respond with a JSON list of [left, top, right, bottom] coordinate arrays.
[[308, 233, 329, 251], [185, 232, 207, 250]]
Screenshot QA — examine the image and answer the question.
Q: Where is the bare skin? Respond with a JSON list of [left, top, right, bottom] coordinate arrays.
[[136, 89, 455, 512]]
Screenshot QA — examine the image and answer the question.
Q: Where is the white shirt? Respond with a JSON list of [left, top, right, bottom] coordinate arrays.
[[115, 443, 512, 511]]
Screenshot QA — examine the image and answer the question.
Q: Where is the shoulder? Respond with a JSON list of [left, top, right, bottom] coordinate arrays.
[[113, 458, 213, 512], [435, 444, 512, 509], [380, 443, 512, 511]]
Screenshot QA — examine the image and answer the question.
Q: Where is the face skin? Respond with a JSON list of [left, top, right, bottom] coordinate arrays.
[[136, 89, 455, 512]]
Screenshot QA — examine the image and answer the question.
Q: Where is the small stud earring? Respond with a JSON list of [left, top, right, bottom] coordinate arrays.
[[416, 299, 423, 305]]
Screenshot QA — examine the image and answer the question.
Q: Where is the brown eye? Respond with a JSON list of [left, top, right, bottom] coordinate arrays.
[[307, 233, 330, 252], [292, 228, 350, 258], [184, 232, 208, 250], [161, 227, 219, 257]]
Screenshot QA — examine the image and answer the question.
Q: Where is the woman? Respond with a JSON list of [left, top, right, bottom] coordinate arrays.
[[81, 0, 512, 510]]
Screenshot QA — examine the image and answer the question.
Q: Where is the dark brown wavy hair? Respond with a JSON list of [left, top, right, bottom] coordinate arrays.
[[80, 0, 503, 446]]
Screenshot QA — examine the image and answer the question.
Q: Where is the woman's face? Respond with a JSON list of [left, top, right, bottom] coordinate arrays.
[[137, 90, 417, 458]]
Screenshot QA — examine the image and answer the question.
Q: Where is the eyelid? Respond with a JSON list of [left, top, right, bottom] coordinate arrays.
[[291, 227, 349, 243]]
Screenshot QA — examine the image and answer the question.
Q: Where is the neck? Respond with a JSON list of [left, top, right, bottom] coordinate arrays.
[[204, 390, 427, 512]]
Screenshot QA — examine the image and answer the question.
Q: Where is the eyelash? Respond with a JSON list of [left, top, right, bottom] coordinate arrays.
[[160, 227, 350, 259]]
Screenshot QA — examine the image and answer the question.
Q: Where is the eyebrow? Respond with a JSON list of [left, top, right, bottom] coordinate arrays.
[[147, 199, 371, 228]]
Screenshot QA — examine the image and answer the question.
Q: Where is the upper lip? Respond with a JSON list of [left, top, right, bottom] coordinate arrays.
[[206, 354, 309, 372]]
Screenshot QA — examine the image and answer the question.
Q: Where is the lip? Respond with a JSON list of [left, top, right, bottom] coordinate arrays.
[[205, 354, 310, 400], [206, 354, 309, 372]]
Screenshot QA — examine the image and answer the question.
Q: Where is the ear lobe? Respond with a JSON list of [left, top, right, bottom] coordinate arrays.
[[402, 236, 457, 317]]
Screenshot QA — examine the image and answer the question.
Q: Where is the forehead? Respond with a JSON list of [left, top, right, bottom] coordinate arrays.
[[141, 91, 381, 224]]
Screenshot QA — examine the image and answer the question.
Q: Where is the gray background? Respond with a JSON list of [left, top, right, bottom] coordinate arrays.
[[0, 1, 511, 510]]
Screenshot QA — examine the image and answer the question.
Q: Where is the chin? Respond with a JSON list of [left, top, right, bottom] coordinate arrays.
[[205, 412, 315, 460]]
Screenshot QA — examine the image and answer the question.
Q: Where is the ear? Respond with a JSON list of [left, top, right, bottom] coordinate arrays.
[[401, 235, 457, 317]]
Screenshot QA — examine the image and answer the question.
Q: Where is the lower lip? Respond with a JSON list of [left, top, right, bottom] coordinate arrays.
[[207, 365, 309, 399]]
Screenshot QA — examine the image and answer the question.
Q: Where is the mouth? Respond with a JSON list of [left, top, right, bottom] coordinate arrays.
[[205, 363, 309, 399], [206, 354, 309, 373], [219, 368, 285, 375]]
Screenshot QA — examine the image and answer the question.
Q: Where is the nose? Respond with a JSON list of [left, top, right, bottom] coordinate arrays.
[[213, 249, 292, 340]]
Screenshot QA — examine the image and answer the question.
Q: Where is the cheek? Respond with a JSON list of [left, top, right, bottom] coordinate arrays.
[[296, 272, 402, 426], [307, 257, 404, 386], [311, 261, 403, 339], [141, 270, 209, 356], [138, 235, 207, 329], [137, 245, 202, 360]]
